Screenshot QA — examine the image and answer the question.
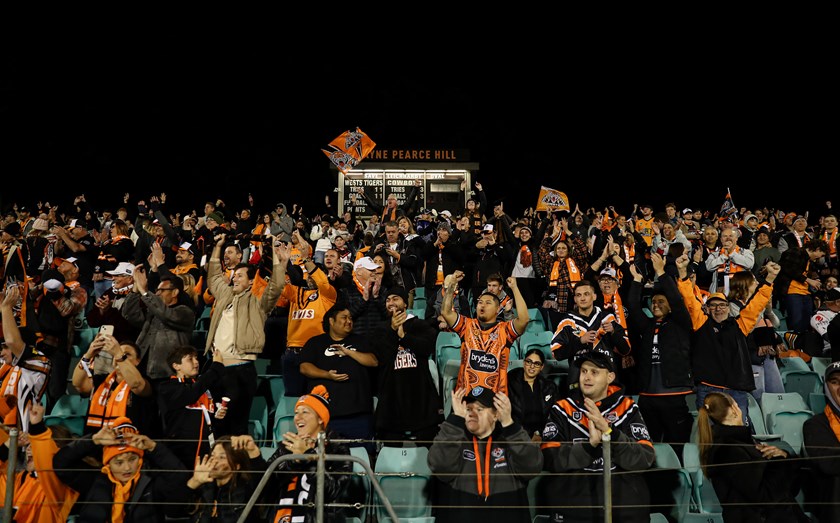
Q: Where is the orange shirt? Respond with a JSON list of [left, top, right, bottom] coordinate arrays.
[[278, 267, 337, 348], [452, 314, 520, 395]]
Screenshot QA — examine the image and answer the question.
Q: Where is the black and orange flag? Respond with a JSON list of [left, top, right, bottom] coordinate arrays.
[[322, 127, 376, 174], [535, 186, 570, 212], [720, 187, 738, 222]]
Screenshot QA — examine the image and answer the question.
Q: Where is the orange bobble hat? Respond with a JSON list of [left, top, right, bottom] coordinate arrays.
[[295, 385, 331, 428], [102, 416, 145, 464]]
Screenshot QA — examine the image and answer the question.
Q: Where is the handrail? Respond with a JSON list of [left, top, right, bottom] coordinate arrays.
[[237, 436, 399, 523]]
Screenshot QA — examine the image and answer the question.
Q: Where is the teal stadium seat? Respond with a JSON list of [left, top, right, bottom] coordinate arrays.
[[682, 443, 724, 521], [761, 392, 813, 452], [374, 446, 433, 521], [344, 445, 372, 522], [811, 357, 830, 382], [647, 443, 692, 523], [516, 329, 553, 361]]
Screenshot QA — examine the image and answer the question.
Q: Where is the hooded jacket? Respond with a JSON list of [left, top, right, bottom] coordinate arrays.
[[269, 204, 295, 243], [540, 384, 655, 523], [803, 367, 840, 523]]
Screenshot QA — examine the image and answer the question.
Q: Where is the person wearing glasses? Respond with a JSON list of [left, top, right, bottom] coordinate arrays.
[[507, 348, 558, 441], [675, 253, 781, 419], [122, 268, 195, 388]]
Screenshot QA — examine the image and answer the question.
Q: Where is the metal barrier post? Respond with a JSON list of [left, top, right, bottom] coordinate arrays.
[[602, 432, 612, 523], [3, 428, 18, 523], [315, 433, 325, 523]]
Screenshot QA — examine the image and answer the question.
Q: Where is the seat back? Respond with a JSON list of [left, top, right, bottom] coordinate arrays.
[[272, 414, 296, 446], [376, 447, 432, 521], [782, 371, 823, 403], [809, 392, 827, 414], [50, 395, 89, 417], [648, 443, 692, 523], [746, 393, 769, 436], [517, 329, 553, 361], [811, 357, 830, 382], [374, 446, 432, 520], [343, 445, 372, 522], [682, 442, 723, 515], [779, 356, 810, 373], [760, 392, 810, 418], [766, 410, 812, 453], [435, 332, 461, 369]]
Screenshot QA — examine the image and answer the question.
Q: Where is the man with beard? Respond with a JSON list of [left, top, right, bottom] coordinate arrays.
[[373, 286, 442, 447]]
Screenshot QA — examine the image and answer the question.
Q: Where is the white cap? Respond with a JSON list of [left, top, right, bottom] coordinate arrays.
[[179, 242, 193, 251], [64, 257, 78, 265], [106, 262, 135, 277], [354, 257, 380, 271], [599, 267, 618, 280], [440, 210, 452, 218], [482, 223, 494, 232]]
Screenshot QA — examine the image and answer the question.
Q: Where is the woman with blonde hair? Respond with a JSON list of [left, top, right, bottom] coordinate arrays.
[[697, 391, 808, 522], [727, 271, 784, 400]]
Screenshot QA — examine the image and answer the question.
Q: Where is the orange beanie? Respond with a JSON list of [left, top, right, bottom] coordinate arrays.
[[101, 416, 144, 464], [295, 385, 331, 428]]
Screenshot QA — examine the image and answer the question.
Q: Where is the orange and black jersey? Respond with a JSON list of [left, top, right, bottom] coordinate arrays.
[[451, 313, 520, 395], [541, 384, 655, 473]]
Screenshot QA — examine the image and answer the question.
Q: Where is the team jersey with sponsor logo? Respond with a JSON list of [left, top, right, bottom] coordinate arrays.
[[451, 313, 520, 395], [278, 267, 337, 348]]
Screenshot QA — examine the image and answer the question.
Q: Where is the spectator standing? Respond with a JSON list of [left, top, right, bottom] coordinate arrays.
[[72, 336, 154, 435], [205, 234, 289, 436], [122, 268, 195, 382], [705, 227, 755, 295], [373, 286, 443, 447], [428, 387, 543, 523], [540, 349, 655, 523], [0, 286, 51, 433], [299, 305, 378, 451], [677, 254, 781, 419], [277, 239, 337, 398], [775, 240, 829, 334], [627, 255, 694, 448], [441, 274, 529, 395], [157, 345, 227, 469]]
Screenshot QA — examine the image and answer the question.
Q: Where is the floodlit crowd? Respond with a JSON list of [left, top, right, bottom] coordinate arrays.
[[0, 187, 838, 522]]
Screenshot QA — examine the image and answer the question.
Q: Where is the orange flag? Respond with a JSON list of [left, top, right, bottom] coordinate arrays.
[[535, 186, 570, 212], [322, 127, 377, 173]]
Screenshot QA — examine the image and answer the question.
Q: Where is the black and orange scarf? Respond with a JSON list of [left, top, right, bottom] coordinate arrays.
[[87, 370, 131, 430]]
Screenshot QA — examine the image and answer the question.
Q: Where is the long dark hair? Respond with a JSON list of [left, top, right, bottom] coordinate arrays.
[[211, 435, 252, 489]]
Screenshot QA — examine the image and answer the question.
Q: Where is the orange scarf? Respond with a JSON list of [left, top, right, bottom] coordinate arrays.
[[102, 461, 142, 523], [472, 436, 492, 500], [548, 258, 581, 287], [823, 228, 838, 258], [825, 405, 840, 443], [352, 272, 367, 295], [87, 370, 131, 429], [603, 292, 627, 331]]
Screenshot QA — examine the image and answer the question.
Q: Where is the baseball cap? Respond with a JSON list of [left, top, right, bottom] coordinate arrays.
[[575, 348, 615, 373], [464, 386, 496, 408], [599, 267, 618, 280], [106, 262, 135, 277], [707, 292, 728, 304], [419, 208, 431, 215], [682, 208, 693, 215], [63, 257, 78, 266], [179, 242, 196, 255], [440, 210, 452, 218], [353, 257, 380, 271], [825, 360, 840, 380], [482, 223, 494, 233]]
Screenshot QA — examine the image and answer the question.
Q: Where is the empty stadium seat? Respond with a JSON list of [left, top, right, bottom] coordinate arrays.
[[516, 329, 553, 361], [782, 369, 822, 404], [249, 396, 268, 444], [49, 394, 89, 417], [273, 414, 295, 446], [648, 443, 692, 523], [779, 356, 810, 373], [809, 392, 827, 413], [811, 357, 830, 381], [761, 392, 813, 452], [344, 445, 372, 522], [747, 393, 783, 442], [434, 331, 461, 369], [682, 442, 724, 521], [374, 446, 433, 521]]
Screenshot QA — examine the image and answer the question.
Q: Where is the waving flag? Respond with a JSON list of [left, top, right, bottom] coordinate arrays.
[[720, 187, 738, 222], [535, 186, 570, 212], [322, 127, 377, 173]]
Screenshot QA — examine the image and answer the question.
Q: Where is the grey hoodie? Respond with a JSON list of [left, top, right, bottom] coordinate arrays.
[[270, 203, 295, 242]]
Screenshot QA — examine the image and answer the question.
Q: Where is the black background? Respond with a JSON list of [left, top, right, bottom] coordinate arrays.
[[2, 34, 832, 220]]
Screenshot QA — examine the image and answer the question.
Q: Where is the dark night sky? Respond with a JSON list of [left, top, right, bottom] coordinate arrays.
[[3, 37, 832, 219]]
